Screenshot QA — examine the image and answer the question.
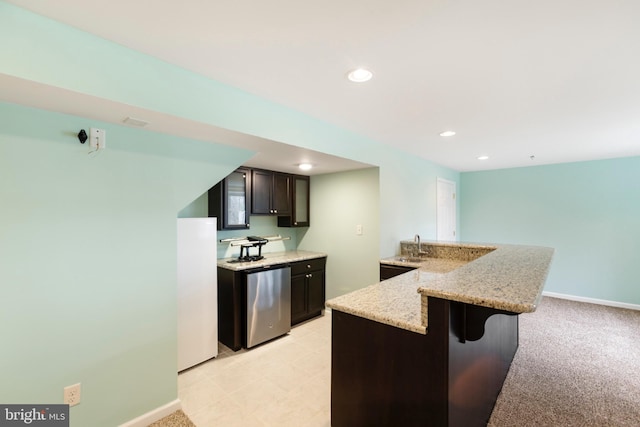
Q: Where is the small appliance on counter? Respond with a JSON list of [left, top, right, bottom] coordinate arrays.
[[221, 234, 290, 263]]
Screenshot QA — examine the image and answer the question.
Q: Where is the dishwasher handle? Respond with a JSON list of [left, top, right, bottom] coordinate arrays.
[[243, 263, 290, 274]]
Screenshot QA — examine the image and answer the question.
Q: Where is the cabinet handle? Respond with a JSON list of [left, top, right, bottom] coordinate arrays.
[[274, 209, 278, 213], [309, 273, 313, 278], [307, 264, 311, 269]]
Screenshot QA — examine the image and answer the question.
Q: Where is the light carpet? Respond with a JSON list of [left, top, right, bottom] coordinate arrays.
[[489, 296, 640, 426], [149, 410, 195, 427]]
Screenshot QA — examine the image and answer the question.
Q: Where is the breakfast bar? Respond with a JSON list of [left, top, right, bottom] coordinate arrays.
[[326, 241, 554, 427]]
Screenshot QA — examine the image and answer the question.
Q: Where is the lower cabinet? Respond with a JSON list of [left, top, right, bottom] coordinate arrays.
[[217, 267, 244, 351], [380, 263, 417, 281], [218, 256, 327, 351], [291, 257, 327, 326]]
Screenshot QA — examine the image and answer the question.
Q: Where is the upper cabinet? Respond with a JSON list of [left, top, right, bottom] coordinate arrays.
[[278, 175, 310, 228], [208, 167, 251, 230], [251, 169, 291, 216], [209, 167, 310, 230]]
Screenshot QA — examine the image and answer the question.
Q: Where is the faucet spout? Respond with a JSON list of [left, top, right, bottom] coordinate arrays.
[[414, 234, 427, 256]]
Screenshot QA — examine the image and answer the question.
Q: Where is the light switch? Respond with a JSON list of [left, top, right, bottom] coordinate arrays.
[[356, 224, 363, 235]]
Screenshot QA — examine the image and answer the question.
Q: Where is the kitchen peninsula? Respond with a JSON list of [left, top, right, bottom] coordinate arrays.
[[326, 241, 554, 427]]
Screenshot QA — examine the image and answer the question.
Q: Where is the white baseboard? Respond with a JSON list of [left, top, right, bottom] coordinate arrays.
[[543, 291, 640, 311], [119, 399, 182, 427]]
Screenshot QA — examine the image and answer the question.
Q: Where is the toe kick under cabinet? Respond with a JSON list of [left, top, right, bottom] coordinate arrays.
[[217, 256, 327, 351]]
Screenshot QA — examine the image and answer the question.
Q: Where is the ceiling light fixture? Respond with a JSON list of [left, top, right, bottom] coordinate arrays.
[[439, 131, 456, 137], [298, 163, 313, 171], [347, 68, 373, 83], [477, 155, 489, 160]]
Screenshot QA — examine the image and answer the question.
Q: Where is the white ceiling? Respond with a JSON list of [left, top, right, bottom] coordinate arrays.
[[5, 0, 640, 172]]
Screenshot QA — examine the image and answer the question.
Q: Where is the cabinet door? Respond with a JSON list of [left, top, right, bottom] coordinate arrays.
[[293, 176, 309, 226], [379, 264, 416, 280], [251, 169, 273, 214], [291, 274, 307, 325], [224, 169, 250, 229], [209, 168, 250, 230], [277, 174, 309, 227], [307, 270, 326, 314], [272, 173, 291, 215]]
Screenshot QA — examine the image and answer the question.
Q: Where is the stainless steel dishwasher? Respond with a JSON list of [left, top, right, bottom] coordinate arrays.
[[245, 265, 291, 348]]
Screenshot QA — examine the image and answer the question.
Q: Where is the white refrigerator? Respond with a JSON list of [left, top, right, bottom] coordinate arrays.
[[177, 218, 218, 372]]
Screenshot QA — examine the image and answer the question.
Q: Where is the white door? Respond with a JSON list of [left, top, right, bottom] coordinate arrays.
[[437, 178, 457, 241]]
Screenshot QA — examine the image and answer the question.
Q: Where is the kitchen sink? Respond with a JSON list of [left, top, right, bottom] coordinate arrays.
[[396, 257, 424, 263]]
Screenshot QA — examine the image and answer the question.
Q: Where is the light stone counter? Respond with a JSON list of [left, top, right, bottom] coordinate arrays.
[[217, 250, 327, 271], [326, 241, 554, 335]]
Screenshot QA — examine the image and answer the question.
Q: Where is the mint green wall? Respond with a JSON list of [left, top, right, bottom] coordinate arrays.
[[0, 102, 252, 426], [177, 192, 208, 218], [2, 3, 461, 423], [298, 168, 381, 299], [216, 216, 299, 258], [460, 156, 640, 305], [377, 149, 460, 255], [0, 2, 460, 259], [177, 191, 299, 257], [0, 2, 380, 163]]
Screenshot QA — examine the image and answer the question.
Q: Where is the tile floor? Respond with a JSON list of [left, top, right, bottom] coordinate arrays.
[[178, 314, 332, 427]]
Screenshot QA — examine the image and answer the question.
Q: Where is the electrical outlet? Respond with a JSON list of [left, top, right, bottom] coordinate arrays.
[[64, 383, 81, 406], [356, 224, 363, 235]]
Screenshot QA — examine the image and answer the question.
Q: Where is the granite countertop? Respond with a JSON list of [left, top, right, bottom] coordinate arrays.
[[217, 250, 327, 271], [381, 256, 469, 274], [326, 241, 554, 335]]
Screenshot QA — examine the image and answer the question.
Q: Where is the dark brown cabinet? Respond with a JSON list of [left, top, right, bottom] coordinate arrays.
[[379, 263, 416, 280], [218, 256, 327, 351], [217, 267, 244, 351], [251, 169, 291, 215], [210, 167, 310, 228], [291, 257, 326, 325], [208, 167, 251, 230], [277, 175, 310, 227], [331, 300, 519, 427]]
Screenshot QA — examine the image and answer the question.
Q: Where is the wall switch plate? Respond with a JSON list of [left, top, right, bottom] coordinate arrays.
[[63, 383, 81, 406], [89, 128, 106, 150], [356, 224, 363, 235]]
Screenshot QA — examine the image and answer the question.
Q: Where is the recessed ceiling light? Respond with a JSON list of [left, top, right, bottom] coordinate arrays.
[[347, 68, 373, 83], [477, 155, 489, 160], [298, 163, 313, 171], [439, 131, 456, 137]]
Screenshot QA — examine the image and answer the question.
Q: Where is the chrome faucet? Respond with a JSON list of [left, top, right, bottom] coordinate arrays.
[[414, 234, 427, 256]]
